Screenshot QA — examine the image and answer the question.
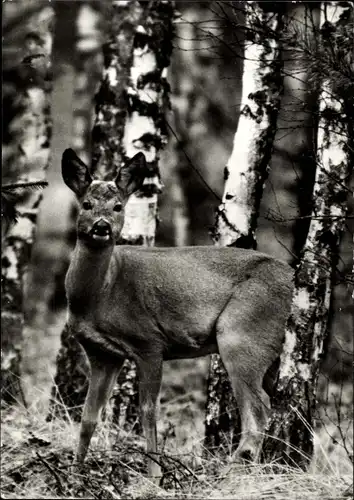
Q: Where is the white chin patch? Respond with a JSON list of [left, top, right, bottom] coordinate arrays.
[[92, 234, 110, 241]]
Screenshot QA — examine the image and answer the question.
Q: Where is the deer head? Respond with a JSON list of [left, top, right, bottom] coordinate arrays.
[[62, 148, 146, 247]]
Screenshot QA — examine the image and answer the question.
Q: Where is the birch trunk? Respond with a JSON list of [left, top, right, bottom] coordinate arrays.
[[48, 4, 103, 421], [204, 1, 284, 454], [1, 4, 54, 407], [111, 0, 174, 431], [262, 2, 352, 469]]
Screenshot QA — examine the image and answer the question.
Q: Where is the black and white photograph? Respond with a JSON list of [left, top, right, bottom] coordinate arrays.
[[1, 1, 353, 498]]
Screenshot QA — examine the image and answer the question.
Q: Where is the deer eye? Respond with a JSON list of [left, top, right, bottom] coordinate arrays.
[[113, 203, 122, 213], [82, 201, 92, 210]]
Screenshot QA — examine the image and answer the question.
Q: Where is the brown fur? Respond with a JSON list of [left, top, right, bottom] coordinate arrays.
[[62, 148, 294, 481]]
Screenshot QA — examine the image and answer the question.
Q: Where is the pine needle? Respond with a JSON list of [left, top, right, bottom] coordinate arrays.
[[2, 180, 48, 192]]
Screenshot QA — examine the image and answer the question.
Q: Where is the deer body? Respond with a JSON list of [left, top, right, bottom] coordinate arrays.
[[67, 245, 290, 361], [62, 148, 293, 482]]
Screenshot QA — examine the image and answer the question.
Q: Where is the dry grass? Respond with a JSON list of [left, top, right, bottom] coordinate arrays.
[[1, 308, 352, 499], [1, 376, 352, 500]]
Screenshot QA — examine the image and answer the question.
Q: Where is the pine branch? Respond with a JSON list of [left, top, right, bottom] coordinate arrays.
[[1, 180, 48, 228], [2, 180, 48, 192]]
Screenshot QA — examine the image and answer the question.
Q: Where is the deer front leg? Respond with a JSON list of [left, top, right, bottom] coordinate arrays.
[[137, 356, 163, 484], [75, 355, 123, 466]]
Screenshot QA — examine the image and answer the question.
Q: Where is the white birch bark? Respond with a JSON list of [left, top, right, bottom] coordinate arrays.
[[121, 27, 165, 246], [263, 1, 351, 467], [213, 2, 283, 248], [205, 1, 284, 453], [1, 4, 54, 406]]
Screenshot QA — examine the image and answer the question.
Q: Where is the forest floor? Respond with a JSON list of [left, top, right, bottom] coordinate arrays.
[[1, 302, 353, 500]]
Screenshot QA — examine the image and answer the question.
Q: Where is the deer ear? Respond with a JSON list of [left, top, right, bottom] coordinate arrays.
[[62, 148, 92, 197], [115, 152, 147, 198]]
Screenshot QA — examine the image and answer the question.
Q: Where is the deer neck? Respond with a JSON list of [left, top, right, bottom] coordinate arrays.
[[66, 239, 115, 314]]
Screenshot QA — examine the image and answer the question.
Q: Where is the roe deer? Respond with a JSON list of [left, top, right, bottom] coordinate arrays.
[[62, 148, 293, 481]]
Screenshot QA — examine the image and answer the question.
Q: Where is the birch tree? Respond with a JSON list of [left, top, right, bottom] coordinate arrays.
[[110, 0, 174, 430], [262, 2, 353, 467], [1, 3, 54, 406], [49, 0, 174, 425], [204, 1, 284, 453]]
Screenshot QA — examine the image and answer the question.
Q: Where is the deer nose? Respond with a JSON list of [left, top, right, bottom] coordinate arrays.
[[92, 219, 111, 236]]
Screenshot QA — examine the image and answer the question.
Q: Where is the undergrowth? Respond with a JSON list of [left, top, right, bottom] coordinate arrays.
[[2, 319, 352, 498], [1, 388, 352, 500]]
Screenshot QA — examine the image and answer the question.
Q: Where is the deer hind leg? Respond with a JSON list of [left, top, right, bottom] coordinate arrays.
[[75, 355, 123, 464], [216, 280, 284, 462], [216, 343, 270, 462]]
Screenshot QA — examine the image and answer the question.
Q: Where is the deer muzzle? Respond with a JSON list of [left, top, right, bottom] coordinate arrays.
[[90, 219, 112, 242]]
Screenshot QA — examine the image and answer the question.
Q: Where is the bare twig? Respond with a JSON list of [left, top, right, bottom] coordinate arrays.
[[35, 451, 66, 496]]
